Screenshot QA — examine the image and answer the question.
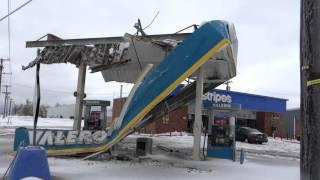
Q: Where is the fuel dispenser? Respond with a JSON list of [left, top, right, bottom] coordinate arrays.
[[83, 100, 110, 130], [206, 113, 236, 161]]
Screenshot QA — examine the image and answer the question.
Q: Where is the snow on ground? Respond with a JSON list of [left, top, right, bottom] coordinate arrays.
[[0, 133, 299, 180], [0, 116, 73, 130], [237, 138, 299, 154], [0, 117, 300, 179], [131, 132, 300, 159], [43, 154, 298, 180], [237, 138, 300, 159]]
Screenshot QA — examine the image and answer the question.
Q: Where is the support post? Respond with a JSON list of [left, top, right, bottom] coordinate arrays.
[[300, 0, 320, 179], [120, 84, 123, 98], [2, 85, 10, 118], [3, 92, 7, 118], [73, 62, 86, 130], [8, 98, 12, 116], [193, 67, 204, 160]]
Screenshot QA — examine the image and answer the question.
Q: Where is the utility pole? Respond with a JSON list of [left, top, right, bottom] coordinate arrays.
[[300, 0, 320, 179], [0, 58, 10, 95], [2, 85, 10, 118], [7, 98, 12, 124], [0, 59, 4, 94], [8, 98, 12, 116], [224, 80, 232, 91], [293, 116, 296, 139]]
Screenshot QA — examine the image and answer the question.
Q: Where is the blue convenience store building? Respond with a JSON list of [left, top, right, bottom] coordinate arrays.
[[115, 89, 287, 137], [188, 89, 287, 137]]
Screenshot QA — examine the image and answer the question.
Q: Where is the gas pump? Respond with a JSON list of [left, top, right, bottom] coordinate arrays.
[[83, 100, 110, 130], [207, 112, 236, 161]]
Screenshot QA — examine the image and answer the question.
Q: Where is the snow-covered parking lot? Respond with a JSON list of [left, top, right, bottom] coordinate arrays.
[[0, 116, 299, 179]]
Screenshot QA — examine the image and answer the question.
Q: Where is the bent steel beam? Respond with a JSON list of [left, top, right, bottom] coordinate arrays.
[[26, 33, 191, 47]]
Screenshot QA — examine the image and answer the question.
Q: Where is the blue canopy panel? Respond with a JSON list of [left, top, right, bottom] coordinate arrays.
[[104, 20, 237, 153]]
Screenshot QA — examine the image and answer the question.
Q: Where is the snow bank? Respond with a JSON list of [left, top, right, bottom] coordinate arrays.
[[44, 153, 299, 180], [0, 116, 73, 129]]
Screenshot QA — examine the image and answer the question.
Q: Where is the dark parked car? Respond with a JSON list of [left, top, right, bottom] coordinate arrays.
[[236, 127, 268, 144]]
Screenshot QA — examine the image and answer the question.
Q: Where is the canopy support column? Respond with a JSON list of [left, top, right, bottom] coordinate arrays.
[[193, 67, 204, 160], [73, 62, 86, 130]]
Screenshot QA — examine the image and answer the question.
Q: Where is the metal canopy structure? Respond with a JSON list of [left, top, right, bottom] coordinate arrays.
[[23, 30, 235, 83], [25, 33, 190, 47], [23, 33, 191, 83], [23, 32, 193, 131]]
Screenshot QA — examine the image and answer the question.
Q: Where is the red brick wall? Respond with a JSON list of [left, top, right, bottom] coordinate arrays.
[[274, 113, 285, 137], [112, 97, 127, 122], [143, 106, 188, 134], [256, 112, 267, 133], [294, 118, 301, 139], [112, 98, 188, 134], [143, 121, 157, 134], [256, 112, 285, 137]]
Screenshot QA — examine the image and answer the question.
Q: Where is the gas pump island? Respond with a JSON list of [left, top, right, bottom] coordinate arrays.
[[206, 112, 237, 161]]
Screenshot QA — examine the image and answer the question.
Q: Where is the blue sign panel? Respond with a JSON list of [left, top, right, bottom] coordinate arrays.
[[202, 89, 287, 112]]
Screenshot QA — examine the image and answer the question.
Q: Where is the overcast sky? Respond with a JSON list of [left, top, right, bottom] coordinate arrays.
[[0, 0, 300, 108]]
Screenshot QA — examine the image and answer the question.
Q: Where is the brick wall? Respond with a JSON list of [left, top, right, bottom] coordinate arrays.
[[142, 106, 188, 134], [256, 112, 285, 137], [112, 98, 188, 134], [112, 97, 127, 122]]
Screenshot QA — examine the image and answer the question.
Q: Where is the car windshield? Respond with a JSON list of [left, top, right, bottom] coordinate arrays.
[[242, 127, 260, 133]]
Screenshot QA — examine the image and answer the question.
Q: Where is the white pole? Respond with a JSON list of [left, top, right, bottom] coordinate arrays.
[[73, 62, 87, 130], [120, 84, 123, 98], [193, 67, 204, 160]]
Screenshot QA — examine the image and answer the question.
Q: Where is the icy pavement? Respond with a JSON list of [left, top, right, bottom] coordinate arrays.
[[0, 117, 299, 179], [237, 138, 300, 159], [43, 154, 298, 180], [0, 133, 299, 180], [237, 138, 299, 154], [129, 133, 300, 160]]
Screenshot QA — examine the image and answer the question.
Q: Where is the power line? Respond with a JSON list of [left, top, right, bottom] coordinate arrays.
[[7, 0, 11, 59], [11, 82, 130, 96], [0, 0, 32, 22], [12, 83, 74, 94], [1, 0, 14, 119], [143, 11, 160, 30]]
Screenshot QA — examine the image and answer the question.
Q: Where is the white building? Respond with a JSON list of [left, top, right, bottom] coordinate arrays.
[[47, 104, 75, 118], [47, 104, 112, 121]]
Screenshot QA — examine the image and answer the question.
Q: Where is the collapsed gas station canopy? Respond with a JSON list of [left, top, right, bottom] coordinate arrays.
[[23, 33, 190, 83], [20, 20, 239, 157], [23, 23, 237, 84]]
